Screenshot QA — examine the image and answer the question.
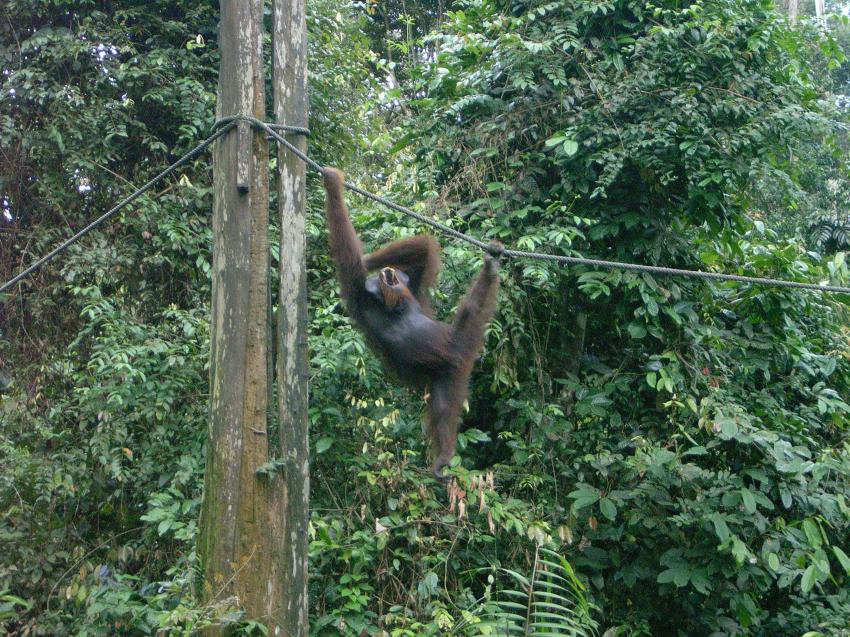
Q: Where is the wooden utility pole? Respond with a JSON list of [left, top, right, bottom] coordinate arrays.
[[199, 0, 284, 633], [273, 0, 310, 632]]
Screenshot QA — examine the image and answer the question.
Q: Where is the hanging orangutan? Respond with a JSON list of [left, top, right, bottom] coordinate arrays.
[[322, 167, 502, 479]]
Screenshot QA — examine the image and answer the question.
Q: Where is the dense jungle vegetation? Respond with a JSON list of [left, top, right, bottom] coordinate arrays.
[[1, 0, 850, 635]]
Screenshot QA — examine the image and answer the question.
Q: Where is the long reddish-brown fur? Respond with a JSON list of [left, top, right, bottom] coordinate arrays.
[[323, 167, 501, 478]]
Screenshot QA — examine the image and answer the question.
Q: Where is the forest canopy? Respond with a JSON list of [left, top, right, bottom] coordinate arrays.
[[1, 0, 850, 635]]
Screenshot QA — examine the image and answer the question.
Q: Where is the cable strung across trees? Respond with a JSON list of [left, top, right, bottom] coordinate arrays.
[[2, 115, 849, 296]]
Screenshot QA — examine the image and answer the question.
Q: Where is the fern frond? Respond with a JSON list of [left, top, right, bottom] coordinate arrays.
[[462, 545, 598, 637]]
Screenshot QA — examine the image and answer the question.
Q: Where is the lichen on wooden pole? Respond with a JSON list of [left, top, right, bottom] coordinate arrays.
[[273, 0, 311, 633], [199, 0, 284, 633]]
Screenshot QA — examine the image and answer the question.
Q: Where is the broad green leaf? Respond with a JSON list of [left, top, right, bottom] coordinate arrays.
[[657, 567, 689, 587], [710, 515, 730, 542], [731, 538, 750, 566], [561, 139, 579, 156], [740, 489, 756, 515], [599, 498, 617, 521], [801, 565, 817, 594], [833, 547, 850, 575], [628, 323, 647, 339], [767, 553, 780, 572], [572, 496, 600, 510], [803, 519, 822, 549], [719, 418, 738, 438]]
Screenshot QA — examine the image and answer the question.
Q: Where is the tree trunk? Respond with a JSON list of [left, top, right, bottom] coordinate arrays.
[[785, 0, 799, 23], [567, 311, 587, 375], [199, 0, 282, 633], [273, 0, 311, 634]]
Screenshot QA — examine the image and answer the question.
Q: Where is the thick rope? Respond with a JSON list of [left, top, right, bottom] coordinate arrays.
[[230, 116, 848, 291], [227, 115, 848, 296], [0, 123, 235, 294], [266, 123, 311, 136], [3, 115, 850, 296], [501, 249, 850, 294]]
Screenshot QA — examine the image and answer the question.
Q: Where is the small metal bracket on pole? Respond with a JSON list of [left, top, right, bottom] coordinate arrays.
[[236, 119, 251, 193]]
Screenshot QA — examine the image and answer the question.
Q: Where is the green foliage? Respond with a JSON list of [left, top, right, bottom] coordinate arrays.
[[469, 546, 597, 636], [2, 0, 850, 636], [0, 590, 32, 632], [0, 0, 375, 634], [390, 0, 850, 634]]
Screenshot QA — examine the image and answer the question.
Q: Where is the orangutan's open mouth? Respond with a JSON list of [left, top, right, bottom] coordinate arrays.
[[381, 267, 398, 286]]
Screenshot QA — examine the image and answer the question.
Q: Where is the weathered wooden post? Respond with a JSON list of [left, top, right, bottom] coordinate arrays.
[[199, 0, 283, 633], [273, 0, 311, 632]]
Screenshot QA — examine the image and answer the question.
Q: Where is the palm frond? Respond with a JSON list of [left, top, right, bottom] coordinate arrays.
[[464, 546, 598, 637], [808, 214, 850, 252]]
